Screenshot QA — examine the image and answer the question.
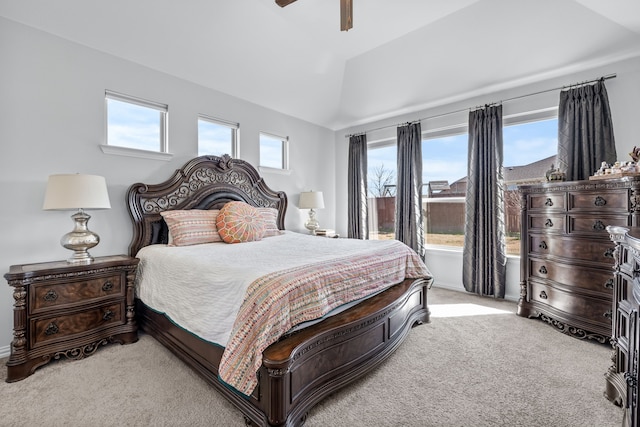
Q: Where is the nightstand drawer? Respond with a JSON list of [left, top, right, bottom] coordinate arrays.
[[30, 273, 123, 314], [30, 301, 124, 348]]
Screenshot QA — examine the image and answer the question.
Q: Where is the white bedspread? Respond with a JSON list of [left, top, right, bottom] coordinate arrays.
[[135, 231, 431, 347]]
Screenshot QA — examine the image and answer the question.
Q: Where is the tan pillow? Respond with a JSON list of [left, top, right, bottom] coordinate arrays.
[[216, 202, 266, 244], [160, 209, 222, 246]]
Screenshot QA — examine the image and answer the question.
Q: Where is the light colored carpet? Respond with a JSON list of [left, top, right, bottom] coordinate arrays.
[[0, 287, 624, 426]]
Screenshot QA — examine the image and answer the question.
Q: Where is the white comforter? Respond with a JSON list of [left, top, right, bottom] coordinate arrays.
[[135, 231, 430, 347]]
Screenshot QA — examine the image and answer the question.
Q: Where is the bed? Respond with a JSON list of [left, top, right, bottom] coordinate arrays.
[[127, 155, 433, 426]]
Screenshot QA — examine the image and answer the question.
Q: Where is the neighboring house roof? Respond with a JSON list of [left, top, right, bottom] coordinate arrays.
[[429, 154, 557, 197], [504, 155, 557, 185]]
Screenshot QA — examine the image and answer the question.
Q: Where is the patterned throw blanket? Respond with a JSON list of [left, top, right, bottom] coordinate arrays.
[[218, 240, 431, 395]]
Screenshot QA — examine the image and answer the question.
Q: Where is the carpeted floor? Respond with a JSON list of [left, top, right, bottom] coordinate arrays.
[[0, 287, 624, 426]]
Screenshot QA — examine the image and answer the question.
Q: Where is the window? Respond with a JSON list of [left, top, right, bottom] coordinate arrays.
[[104, 91, 168, 156], [367, 144, 397, 240], [365, 113, 558, 254], [422, 132, 468, 249], [260, 132, 289, 170], [198, 115, 239, 157], [503, 117, 558, 255]]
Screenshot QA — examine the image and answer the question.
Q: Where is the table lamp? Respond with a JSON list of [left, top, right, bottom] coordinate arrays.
[[299, 190, 324, 234], [43, 174, 111, 264]]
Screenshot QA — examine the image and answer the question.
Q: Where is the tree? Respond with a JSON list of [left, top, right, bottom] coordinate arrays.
[[369, 163, 396, 197]]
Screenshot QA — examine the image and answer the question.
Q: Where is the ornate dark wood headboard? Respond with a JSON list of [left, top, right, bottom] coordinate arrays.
[[126, 155, 288, 257]]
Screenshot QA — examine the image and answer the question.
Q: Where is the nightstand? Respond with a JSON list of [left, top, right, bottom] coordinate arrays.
[[4, 255, 139, 382]]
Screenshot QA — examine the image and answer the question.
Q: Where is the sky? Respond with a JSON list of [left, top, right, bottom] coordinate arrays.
[[367, 118, 558, 195]]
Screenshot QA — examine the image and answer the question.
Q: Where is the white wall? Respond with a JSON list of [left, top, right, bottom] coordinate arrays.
[[334, 55, 640, 300], [0, 18, 336, 354]]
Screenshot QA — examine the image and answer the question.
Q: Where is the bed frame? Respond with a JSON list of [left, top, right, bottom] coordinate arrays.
[[127, 155, 432, 426]]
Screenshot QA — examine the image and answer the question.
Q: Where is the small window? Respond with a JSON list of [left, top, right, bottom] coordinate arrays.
[[105, 90, 168, 154], [198, 115, 239, 157], [260, 132, 289, 170]]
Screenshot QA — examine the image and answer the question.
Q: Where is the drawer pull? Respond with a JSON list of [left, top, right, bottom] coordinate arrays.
[[45, 322, 59, 336], [594, 196, 607, 207], [604, 310, 613, 320], [625, 372, 637, 389], [539, 241, 548, 250], [545, 198, 553, 207], [545, 219, 554, 228], [102, 309, 115, 321], [539, 266, 548, 275], [43, 290, 58, 302], [539, 291, 548, 299], [604, 248, 615, 258], [102, 281, 114, 292], [593, 220, 606, 231], [604, 279, 615, 289]]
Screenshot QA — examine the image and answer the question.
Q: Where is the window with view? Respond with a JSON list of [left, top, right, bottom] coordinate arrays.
[[105, 91, 168, 153], [259, 132, 289, 170], [365, 116, 558, 255], [367, 144, 397, 240], [198, 115, 239, 157], [503, 118, 558, 255], [422, 132, 468, 249]]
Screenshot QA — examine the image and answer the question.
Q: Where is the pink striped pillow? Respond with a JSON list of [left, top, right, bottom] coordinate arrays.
[[256, 207, 284, 237], [160, 209, 222, 246]]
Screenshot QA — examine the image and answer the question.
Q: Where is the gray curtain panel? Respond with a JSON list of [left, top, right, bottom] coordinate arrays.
[[395, 122, 425, 258], [347, 134, 369, 239], [557, 80, 616, 181], [463, 105, 507, 298]]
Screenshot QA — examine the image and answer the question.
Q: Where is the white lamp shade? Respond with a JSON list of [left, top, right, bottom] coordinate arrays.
[[299, 191, 325, 209], [43, 174, 111, 210]]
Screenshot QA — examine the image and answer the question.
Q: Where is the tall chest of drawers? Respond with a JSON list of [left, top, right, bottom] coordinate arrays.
[[517, 177, 640, 343], [607, 226, 640, 427]]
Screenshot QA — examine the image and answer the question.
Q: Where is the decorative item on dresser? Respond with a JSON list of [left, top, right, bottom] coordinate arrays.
[[606, 226, 640, 427], [517, 177, 640, 343], [4, 255, 139, 382]]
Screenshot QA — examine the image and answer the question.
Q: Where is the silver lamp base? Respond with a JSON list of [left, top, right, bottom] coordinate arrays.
[[61, 210, 100, 264], [304, 208, 320, 234]]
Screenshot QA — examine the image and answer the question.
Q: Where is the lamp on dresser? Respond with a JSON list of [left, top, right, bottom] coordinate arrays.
[[299, 190, 325, 234], [42, 173, 111, 264]]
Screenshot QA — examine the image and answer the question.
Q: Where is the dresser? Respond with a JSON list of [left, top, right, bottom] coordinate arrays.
[[517, 177, 640, 343], [4, 255, 139, 382], [607, 226, 640, 427]]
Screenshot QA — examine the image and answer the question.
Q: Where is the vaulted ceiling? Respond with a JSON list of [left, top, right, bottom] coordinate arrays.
[[1, 0, 639, 130]]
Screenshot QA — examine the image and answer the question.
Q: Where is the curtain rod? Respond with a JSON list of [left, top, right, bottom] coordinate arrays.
[[344, 73, 617, 138]]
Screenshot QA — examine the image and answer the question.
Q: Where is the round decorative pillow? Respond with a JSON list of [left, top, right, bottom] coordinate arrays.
[[216, 201, 266, 243]]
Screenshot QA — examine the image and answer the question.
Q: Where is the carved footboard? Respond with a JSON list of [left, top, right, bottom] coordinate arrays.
[[136, 277, 431, 427]]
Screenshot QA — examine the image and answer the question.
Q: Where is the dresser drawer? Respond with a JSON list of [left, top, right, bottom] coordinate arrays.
[[568, 189, 629, 211], [568, 214, 630, 236], [527, 214, 565, 233], [529, 281, 612, 327], [30, 273, 123, 314], [529, 234, 615, 265], [30, 301, 124, 348], [527, 193, 566, 211], [529, 258, 615, 295]]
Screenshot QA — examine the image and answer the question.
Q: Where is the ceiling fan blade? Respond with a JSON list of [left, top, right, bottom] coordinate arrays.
[[340, 0, 353, 31], [276, 0, 297, 7]]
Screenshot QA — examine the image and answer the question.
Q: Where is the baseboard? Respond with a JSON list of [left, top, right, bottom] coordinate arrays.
[[0, 344, 10, 359]]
